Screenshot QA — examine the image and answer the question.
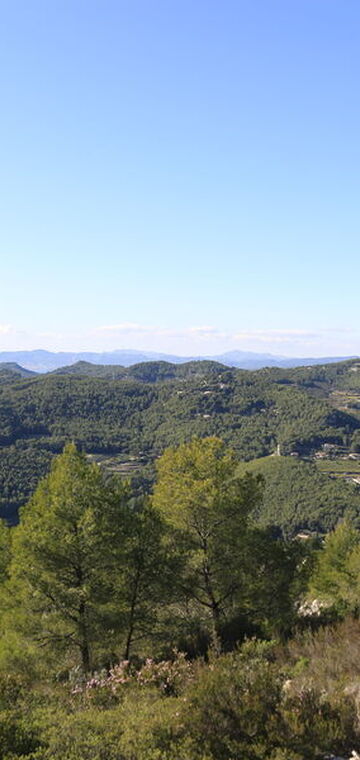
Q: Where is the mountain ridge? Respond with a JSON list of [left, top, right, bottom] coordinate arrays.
[[0, 362, 38, 378], [0, 349, 357, 373]]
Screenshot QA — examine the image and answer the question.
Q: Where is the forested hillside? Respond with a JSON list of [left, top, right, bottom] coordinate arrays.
[[238, 455, 360, 536], [3, 442, 360, 759], [0, 358, 360, 527]]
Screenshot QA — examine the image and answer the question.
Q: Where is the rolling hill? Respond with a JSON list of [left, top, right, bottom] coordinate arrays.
[[0, 362, 37, 379], [237, 455, 360, 537], [0, 357, 360, 527]]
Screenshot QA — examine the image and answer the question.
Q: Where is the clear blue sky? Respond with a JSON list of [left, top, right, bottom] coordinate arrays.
[[1, 0, 359, 356]]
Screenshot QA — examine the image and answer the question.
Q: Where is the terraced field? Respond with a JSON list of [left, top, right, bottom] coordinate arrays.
[[329, 390, 360, 420], [315, 456, 360, 483]]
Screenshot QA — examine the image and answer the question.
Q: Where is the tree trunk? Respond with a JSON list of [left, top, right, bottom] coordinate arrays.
[[123, 564, 142, 660], [201, 536, 222, 655], [79, 599, 91, 672], [209, 601, 222, 656]]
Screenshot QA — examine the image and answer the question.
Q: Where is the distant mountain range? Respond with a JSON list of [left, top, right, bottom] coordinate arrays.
[[0, 349, 357, 373]]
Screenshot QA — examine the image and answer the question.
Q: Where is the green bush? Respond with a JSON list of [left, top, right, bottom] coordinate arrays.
[[0, 709, 43, 759], [1, 636, 359, 760], [282, 687, 357, 758], [34, 707, 125, 760]]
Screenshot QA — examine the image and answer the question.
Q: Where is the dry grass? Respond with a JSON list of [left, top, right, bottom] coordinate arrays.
[[282, 618, 360, 696]]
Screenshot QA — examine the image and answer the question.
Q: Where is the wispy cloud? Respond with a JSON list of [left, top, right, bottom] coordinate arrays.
[[187, 326, 228, 339], [0, 324, 15, 335], [233, 329, 319, 344], [188, 326, 220, 335], [1, 322, 359, 357], [95, 323, 226, 339], [96, 323, 154, 334], [90, 323, 360, 352], [95, 324, 339, 345]]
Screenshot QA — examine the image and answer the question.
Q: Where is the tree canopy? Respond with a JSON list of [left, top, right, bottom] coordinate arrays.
[[1, 358, 360, 526], [152, 437, 265, 648], [7, 443, 132, 670], [309, 521, 360, 616]]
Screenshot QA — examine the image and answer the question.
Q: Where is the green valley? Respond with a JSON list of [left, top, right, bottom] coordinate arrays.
[[1, 357, 360, 532]]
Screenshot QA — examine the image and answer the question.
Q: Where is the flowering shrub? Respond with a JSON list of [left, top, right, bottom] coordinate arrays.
[[72, 650, 193, 700], [136, 650, 193, 695], [297, 597, 328, 617]]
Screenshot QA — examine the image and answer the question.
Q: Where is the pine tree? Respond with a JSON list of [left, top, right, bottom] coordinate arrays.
[[309, 521, 360, 615], [8, 443, 130, 671], [152, 437, 264, 650]]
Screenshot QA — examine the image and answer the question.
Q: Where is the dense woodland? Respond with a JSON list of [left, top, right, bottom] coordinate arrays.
[[2, 360, 360, 758], [1, 439, 360, 758], [1, 357, 360, 528]]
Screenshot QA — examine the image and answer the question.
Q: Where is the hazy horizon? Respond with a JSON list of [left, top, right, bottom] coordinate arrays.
[[0, 338, 358, 362], [1, 322, 360, 359]]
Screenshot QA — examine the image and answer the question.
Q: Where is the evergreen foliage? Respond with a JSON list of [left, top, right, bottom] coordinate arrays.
[[0, 439, 360, 757], [308, 521, 360, 616], [7, 443, 132, 670], [237, 455, 360, 536], [1, 358, 360, 524], [152, 437, 264, 649]]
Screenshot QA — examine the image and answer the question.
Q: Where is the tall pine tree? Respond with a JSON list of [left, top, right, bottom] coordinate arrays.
[[8, 444, 130, 671], [152, 437, 264, 650]]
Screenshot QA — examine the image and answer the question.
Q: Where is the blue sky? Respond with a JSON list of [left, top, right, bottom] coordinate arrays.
[[0, 0, 359, 356]]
